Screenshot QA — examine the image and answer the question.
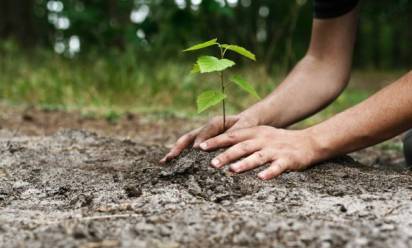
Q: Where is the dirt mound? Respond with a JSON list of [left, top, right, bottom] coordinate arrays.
[[158, 149, 265, 202], [1, 129, 412, 247]]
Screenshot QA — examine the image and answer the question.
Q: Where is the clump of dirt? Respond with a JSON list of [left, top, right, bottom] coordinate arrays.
[[1, 129, 412, 248], [158, 149, 264, 202]]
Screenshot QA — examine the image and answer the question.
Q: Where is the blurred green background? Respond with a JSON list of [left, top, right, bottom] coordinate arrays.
[[0, 0, 411, 123]]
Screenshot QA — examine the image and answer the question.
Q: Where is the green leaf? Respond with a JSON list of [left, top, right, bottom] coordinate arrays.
[[221, 44, 256, 61], [197, 56, 235, 73], [230, 75, 260, 99], [197, 90, 226, 113], [190, 63, 200, 74], [183, 38, 218, 52]]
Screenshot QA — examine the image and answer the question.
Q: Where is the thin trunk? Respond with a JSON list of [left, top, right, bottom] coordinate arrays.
[[0, 0, 37, 47], [283, 3, 300, 72], [221, 71, 226, 131]]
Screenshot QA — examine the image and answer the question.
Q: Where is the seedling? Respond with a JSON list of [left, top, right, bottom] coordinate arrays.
[[183, 38, 260, 130]]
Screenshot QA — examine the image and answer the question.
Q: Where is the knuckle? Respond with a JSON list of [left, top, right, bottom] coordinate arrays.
[[188, 131, 198, 139], [279, 159, 294, 172], [242, 159, 252, 168], [218, 153, 229, 163], [279, 162, 288, 171], [256, 151, 264, 159], [255, 151, 267, 164], [209, 121, 219, 130], [254, 151, 264, 162], [239, 142, 250, 153], [226, 132, 237, 140], [266, 149, 278, 160]]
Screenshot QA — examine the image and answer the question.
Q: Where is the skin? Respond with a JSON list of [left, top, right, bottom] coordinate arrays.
[[161, 6, 412, 180]]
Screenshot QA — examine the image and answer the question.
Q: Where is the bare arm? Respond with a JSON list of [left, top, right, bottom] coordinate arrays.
[[241, 7, 359, 127], [198, 71, 412, 180], [310, 71, 412, 161]]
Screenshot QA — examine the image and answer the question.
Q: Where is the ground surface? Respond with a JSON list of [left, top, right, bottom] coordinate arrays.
[[1, 106, 412, 248]]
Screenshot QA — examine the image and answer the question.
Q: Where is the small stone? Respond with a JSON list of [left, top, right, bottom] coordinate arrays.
[[336, 204, 347, 213], [124, 186, 142, 198]]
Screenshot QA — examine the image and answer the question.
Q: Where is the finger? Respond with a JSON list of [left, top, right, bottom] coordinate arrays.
[[160, 128, 200, 163], [229, 150, 272, 173], [258, 159, 289, 180], [210, 141, 261, 168], [193, 116, 239, 147], [199, 128, 257, 151]]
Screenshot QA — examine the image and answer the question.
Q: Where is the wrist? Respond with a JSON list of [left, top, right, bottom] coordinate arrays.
[[239, 99, 282, 127], [305, 125, 335, 163], [238, 107, 264, 126], [236, 111, 260, 127]]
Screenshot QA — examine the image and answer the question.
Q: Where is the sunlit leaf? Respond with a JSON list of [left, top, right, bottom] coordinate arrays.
[[221, 44, 256, 61], [183, 38, 218, 52], [190, 63, 200, 74], [230, 75, 260, 99], [197, 90, 226, 113], [197, 56, 235, 73]]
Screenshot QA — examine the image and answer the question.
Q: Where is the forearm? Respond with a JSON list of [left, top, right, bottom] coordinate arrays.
[[241, 55, 350, 127], [240, 8, 358, 128], [309, 71, 412, 161]]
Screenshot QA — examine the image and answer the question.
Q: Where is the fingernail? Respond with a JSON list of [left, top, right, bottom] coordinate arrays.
[[258, 172, 267, 180], [193, 142, 199, 148], [199, 142, 208, 150], [229, 164, 239, 172], [211, 158, 220, 167]]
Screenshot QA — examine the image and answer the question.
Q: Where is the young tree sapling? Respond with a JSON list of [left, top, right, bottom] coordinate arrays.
[[183, 38, 260, 130]]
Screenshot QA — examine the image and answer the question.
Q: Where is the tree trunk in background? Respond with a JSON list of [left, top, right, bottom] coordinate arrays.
[[371, 12, 381, 68], [283, 3, 301, 72], [106, 0, 129, 50], [0, 0, 37, 47], [406, 6, 412, 67]]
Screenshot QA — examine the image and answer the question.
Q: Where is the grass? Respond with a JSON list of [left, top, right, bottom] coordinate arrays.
[[0, 41, 406, 127]]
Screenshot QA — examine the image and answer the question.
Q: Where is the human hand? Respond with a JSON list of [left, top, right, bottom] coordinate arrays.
[[160, 115, 259, 163], [198, 126, 322, 180]]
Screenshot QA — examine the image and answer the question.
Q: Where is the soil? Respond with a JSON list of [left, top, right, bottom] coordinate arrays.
[[1, 106, 412, 247]]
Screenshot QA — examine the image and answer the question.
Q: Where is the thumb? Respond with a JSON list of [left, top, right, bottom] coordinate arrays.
[[227, 118, 258, 132], [193, 116, 239, 147]]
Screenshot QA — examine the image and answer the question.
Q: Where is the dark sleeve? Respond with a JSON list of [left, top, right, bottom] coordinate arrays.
[[314, 0, 359, 19]]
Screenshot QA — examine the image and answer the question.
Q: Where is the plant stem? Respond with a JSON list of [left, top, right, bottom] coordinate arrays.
[[221, 71, 226, 131], [219, 44, 226, 131]]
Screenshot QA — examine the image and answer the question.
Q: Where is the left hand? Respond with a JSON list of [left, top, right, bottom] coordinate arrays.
[[198, 126, 322, 180]]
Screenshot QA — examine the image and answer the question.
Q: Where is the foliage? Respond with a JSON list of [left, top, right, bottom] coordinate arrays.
[[183, 38, 260, 128], [0, 0, 410, 69], [196, 55, 236, 73], [0, 0, 410, 127], [1, 42, 404, 127], [230, 76, 260, 99], [196, 90, 227, 113]]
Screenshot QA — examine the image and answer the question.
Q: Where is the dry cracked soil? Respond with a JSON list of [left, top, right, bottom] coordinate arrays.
[[0, 107, 412, 248]]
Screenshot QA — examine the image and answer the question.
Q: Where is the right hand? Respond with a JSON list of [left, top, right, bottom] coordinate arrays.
[[160, 114, 259, 163]]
